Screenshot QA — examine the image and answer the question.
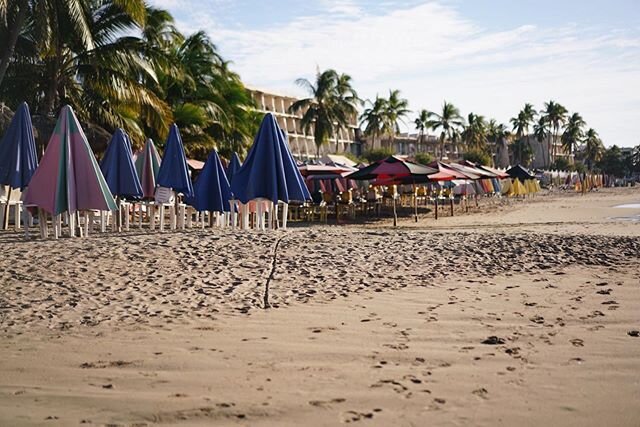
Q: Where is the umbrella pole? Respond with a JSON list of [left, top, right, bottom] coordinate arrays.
[[413, 183, 418, 222], [435, 197, 438, 220], [450, 197, 454, 217], [2, 187, 12, 230], [392, 195, 397, 227]]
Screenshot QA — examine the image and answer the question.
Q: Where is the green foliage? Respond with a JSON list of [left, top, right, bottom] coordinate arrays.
[[512, 138, 533, 167], [597, 145, 629, 177], [573, 162, 587, 174], [360, 89, 409, 150], [550, 157, 572, 171], [430, 101, 464, 159], [414, 152, 434, 165], [463, 148, 491, 166], [0, 1, 258, 159], [341, 151, 364, 164], [363, 147, 394, 163], [290, 68, 360, 157]]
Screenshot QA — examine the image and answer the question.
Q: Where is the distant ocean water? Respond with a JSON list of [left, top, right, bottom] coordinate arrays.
[[610, 203, 640, 222], [613, 203, 640, 209]]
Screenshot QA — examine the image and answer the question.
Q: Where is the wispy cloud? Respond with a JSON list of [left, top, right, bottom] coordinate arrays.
[[166, 0, 640, 146]]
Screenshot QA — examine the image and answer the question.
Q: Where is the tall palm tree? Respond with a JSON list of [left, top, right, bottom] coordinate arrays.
[[289, 69, 339, 158], [512, 138, 533, 166], [430, 101, 463, 160], [583, 128, 603, 171], [561, 112, 586, 156], [533, 116, 550, 166], [487, 120, 510, 166], [332, 72, 360, 152], [414, 109, 433, 153], [360, 95, 386, 151], [1, 0, 168, 143], [462, 112, 487, 151], [0, 0, 104, 88], [381, 89, 410, 150], [542, 100, 568, 163]]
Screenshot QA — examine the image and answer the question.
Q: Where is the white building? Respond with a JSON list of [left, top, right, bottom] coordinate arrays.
[[247, 87, 361, 160]]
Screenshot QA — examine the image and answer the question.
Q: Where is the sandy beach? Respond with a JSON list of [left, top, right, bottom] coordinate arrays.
[[1, 188, 639, 426]]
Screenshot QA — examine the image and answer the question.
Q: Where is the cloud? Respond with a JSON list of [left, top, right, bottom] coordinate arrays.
[[165, 0, 640, 147]]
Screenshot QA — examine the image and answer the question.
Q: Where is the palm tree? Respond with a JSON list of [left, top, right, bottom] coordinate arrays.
[[360, 95, 386, 151], [533, 116, 550, 166], [430, 101, 463, 160], [1, 0, 167, 137], [561, 112, 586, 156], [583, 128, 603, 171], [289, 69, 339, 158], [414, 109, 433, 153], [542, 100, 568, 163], [462, 112, 487, 151], [487, 120, 510, 166], [512, 138, 533, 166], [0, 0, 107, 88], [381, 89, 410, 150], [332, 72, 360, 152]]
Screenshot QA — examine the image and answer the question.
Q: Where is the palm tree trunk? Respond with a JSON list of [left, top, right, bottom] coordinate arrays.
[[43, 37, 63, 115], [0, 0, 29, 87]]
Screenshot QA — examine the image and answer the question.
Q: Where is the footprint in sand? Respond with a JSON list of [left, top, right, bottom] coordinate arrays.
[[472, 388, 489, 399], [570, 338, 584, 347], [341, 410, 374, 423]]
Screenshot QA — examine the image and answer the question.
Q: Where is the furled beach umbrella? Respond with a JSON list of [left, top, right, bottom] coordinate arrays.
[[230, 113, 310, 229], [24, 105, 117, 215], [231, 113, 310, 204], [156, 124, 193, 197], [0, 102, 38, 190], [226, 152, 242, 183], [188, 150, 232, 213], [134, 138, 162, 199], [100, 128, 142, 199]]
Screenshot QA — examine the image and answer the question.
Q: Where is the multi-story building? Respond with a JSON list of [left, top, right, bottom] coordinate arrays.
[[247, 87, 361, 160]]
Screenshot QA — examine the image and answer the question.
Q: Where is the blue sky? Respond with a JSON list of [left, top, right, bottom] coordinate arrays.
[[151, 0, 640, 147]]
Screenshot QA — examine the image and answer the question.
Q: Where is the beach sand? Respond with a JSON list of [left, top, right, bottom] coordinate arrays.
[[1, 187, 639, 426]]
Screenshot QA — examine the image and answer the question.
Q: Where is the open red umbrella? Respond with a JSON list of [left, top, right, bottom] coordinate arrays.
[[346, 156, 440, 225]]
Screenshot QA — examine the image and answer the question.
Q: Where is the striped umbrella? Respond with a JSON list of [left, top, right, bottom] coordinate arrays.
[[134, 138, 161, 200], [24, 105, 117, 215]]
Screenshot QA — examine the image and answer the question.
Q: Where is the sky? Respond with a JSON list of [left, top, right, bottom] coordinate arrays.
[[151, 0, 640, 147]]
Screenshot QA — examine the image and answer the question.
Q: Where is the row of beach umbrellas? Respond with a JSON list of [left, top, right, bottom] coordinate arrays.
[[1, 100, 542, 234], [0, 102, 311, 236]]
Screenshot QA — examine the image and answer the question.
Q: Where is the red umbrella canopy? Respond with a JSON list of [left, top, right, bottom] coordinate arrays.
[[444, 162, 483, 180], [427, 161, 469, 180], [347, 156, 438, 184]]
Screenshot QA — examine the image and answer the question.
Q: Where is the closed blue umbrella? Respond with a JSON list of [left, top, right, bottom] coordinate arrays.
[[187, 150, 232, 212], [226, 152, 242, 183], [100, 129, 143, 199], [156, 124, 193, 197], [230, 113, 310, 204], [0, 102, 38, 190]]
